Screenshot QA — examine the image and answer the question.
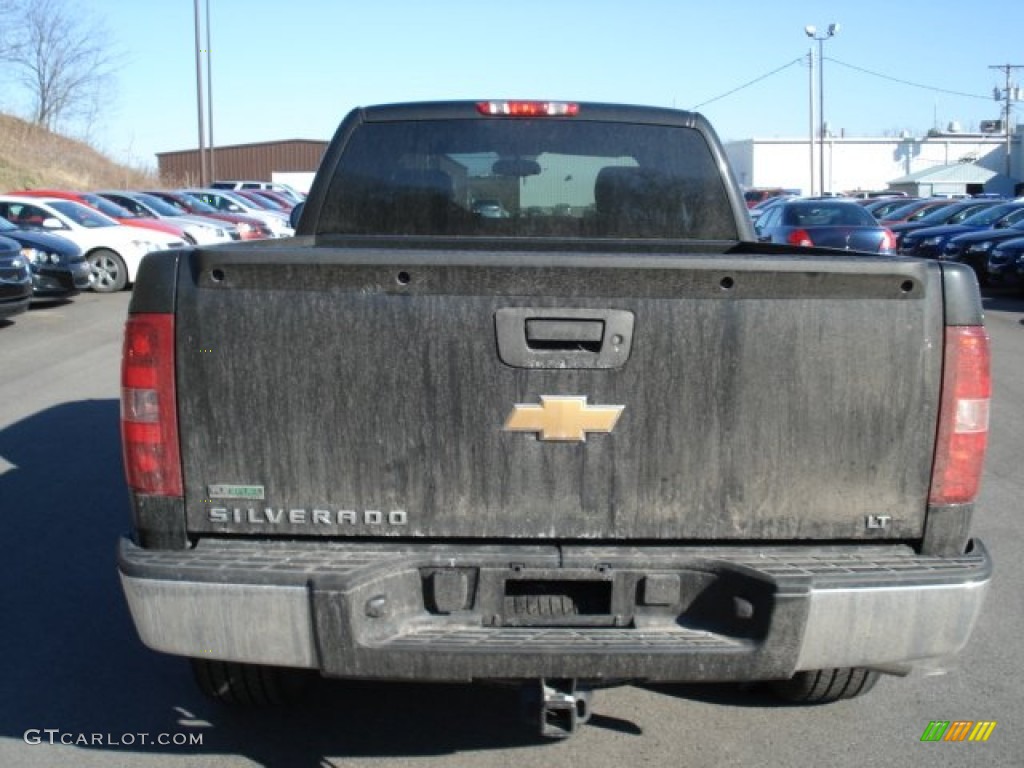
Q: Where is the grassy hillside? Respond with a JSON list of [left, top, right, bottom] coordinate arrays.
[[0, 112, 158, 192]]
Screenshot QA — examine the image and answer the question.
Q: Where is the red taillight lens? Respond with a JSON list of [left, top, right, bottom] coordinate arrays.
[[880, 228, 896, 253], [476, 101, 580, 117], [787, 228, 814, 247], [121, 313, 182, 496], [929, 326, 991, 505]]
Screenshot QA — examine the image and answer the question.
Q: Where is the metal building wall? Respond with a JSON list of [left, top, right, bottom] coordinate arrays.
[[157, 140, 328, 186], [725, 135, 1018, 196]]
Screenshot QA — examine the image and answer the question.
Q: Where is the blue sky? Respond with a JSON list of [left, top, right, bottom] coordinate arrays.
[[29, 1, 1024, 169]]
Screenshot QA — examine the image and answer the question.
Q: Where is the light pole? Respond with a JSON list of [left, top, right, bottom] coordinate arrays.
[[193, 0, 207, 186], [206, 0, 215, 182], [805, 23, 839, 195], [807, 47, 815, 195], [192, 1, 215, 185]]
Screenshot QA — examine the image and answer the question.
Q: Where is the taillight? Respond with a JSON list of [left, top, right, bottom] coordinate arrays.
[[121, 313, 182, 496], [476, 101, 580, 117], [880, 228, 896, 253], [929, 326, 990, 505], [787, 228, 814, 247]]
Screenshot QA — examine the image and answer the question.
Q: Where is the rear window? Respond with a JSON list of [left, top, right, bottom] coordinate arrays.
[[81, 193, 137, 219], [781, 202, 875, 227], [318, 119, 738, 240]]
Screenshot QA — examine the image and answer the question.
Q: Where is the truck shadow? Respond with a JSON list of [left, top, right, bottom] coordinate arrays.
[[0, 399, 614, 763], [980, 288, 1024, 314], [28, 297, 75, 310], [644, 682, 787, 708]]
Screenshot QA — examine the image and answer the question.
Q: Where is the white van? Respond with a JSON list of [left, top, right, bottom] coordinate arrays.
[[210, 180, 305, 203]]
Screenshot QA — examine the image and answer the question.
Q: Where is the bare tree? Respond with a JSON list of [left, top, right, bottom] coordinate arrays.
[[4, 0, 118, 132], [0, 0, 21, 60]]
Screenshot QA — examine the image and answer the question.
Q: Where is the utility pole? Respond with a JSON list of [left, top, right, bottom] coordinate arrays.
[[989, 64, 1024, 179]]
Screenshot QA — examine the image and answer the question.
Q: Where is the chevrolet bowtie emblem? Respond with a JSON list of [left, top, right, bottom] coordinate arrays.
[[503, 396, 624, 442]]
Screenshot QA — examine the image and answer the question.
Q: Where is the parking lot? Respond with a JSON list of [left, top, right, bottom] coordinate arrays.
[[1, 290, 1022, 767]]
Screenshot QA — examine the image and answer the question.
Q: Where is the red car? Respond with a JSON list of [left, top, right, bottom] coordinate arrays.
[[232, 188, 290, 213], [245, 188, 296, 211], [743, 187, 788, 209], [142, 190, 273, 240], [11, 189, 190, 241]]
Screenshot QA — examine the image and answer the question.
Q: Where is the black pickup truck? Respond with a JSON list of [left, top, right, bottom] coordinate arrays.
[[118, 100, 992, 738]]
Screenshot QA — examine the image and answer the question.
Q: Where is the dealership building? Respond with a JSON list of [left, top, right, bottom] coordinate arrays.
[[156, 139, 327, 192], [723, 129, 1022, 197]]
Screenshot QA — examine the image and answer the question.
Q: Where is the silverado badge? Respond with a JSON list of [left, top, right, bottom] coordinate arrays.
[[503, 396, 624, 442]]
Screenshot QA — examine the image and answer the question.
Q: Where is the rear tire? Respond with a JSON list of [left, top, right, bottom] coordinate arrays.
[[87, 249, 127, 293], [190, 659, 310, 706], [770, 667, 880, 704]]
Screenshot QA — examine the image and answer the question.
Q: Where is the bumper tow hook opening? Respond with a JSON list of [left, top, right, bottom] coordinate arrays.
[[522, 679, 593, 739]]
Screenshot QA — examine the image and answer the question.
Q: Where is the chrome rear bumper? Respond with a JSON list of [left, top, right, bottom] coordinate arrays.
[[119, 538, 991, 681]]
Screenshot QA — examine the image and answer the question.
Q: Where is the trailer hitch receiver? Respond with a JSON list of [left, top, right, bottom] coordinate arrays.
[[524, 678, 593, 739]]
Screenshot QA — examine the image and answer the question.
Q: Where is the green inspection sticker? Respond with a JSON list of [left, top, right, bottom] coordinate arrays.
[[207, 484, 265, 500]]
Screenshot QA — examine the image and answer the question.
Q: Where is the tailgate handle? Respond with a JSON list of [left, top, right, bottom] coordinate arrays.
[[496, 308, 634, 369], [526, 318, 604, 351]]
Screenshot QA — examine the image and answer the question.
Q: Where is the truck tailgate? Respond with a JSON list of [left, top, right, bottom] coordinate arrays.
[[175, 244, 941, 541]]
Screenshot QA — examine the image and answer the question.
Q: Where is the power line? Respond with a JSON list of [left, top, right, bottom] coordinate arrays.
[[825, 58, 991, 101], [691, 57, 805, 109], [691, 55, 994, 113]]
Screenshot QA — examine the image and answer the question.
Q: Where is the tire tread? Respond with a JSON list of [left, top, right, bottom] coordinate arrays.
[[190, 659, 306, 706], [771, 667, 880, 704]]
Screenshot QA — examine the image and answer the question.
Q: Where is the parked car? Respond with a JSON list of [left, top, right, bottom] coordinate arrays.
[[12, 189, 191, 242], [211, 179, 306, 203], [940, 218, 1024, 284], [743, 187, 788, 209], [95, 191, 236, 245], [0, 236, 32, 321], [863, 197, 921, 220], [471, 199, 511, 218], [753, 198, 896, 253], [898, 202, 1024, 258], [887, 200, 1002, 248], [747, 193, 798, 223], [141, 190, 272, 240], [849, 190, 909, 200], [0, 196, 184, 293], [0, 216, 89, 299], [183, 189, 294, 237], [878, 198, 955, 224], [232, 188, 291, 214], [986, 236, 1024, 293], [245, 189, 296, 212]]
